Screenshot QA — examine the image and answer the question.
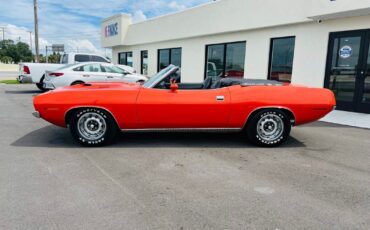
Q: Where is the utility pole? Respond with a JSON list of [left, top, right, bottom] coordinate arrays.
[[33, 0, 40, 63], [28, 31, 33, 52]]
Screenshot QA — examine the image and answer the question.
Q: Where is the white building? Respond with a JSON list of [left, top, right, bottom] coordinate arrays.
[[101, 0, 370, 114]]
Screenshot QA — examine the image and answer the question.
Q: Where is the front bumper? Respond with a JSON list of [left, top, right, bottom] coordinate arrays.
[[32, 111, 41, 118]]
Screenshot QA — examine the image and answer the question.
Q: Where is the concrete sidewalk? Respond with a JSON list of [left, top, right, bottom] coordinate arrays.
[[321, 110, 370, 129]]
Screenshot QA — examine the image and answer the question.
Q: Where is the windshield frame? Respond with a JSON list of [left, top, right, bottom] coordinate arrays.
[[143, 65, 179, 88]]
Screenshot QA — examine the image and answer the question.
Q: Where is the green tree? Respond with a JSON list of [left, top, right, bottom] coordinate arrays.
[[0, 39, 33, 63], [47, 52, 61, 63]]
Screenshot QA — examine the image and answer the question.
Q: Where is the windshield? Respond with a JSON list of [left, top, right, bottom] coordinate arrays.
[[143, 65, 178, 88]]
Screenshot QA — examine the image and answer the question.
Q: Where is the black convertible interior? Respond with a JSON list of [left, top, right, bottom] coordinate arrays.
[[154, 70, 283, 90]]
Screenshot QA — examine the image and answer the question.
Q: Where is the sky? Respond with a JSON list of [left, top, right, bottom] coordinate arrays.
[[0, 0, 211, 57]]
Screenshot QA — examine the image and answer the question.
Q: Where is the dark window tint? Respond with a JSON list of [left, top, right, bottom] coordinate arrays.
[[158, 48, 182, 71], [141, 50, 148, 75], [75, 55, 90, 63], [225, 42, 246, 78], [269, 37, 295, 83], [205, 41, 246, 79], [91, 55, 109, 63], [118, 52, 133, 67]]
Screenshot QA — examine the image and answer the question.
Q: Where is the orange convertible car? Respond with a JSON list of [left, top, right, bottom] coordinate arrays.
[[33, 65, 336, 147]]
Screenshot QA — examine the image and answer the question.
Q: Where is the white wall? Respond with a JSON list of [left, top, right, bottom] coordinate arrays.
[[113, 14, 370, 87], [116, 0, 370, 46]]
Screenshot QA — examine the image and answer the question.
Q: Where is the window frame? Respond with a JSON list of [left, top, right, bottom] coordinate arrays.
[[141, 50, 148, 75], [204, 41, 246, 79], [118, 51, 133, 66], [157, 47, 182, 71], [267, 36, 296, 82], [74, 54, 90, 63]]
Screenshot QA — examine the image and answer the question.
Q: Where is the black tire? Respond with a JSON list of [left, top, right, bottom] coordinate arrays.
[[246, 109, 291, 147], [71, 81, 84, 86], [69, 108, 118, 147], [36, 75, 48, 92]]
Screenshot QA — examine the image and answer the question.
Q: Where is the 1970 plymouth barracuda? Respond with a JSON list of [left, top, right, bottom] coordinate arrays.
[[33, 65, 336, 147]]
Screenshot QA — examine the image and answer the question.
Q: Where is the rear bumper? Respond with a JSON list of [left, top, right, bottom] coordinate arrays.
[[18, 75, 32, 83], [43, 82, 55, 89]]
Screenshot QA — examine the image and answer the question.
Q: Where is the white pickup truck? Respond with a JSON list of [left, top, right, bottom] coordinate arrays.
[[18, 52, 111, 91]]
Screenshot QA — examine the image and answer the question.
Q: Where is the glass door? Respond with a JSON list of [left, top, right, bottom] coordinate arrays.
[[325, 30, 370, 113], [358, 33, 370, 113]]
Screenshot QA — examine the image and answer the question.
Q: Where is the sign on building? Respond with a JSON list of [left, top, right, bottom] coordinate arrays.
[[105, 23, 118, 37]]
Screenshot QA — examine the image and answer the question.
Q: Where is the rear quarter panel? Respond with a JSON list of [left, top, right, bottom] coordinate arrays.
[[228, 85, 336, 127], [34, 84, 140, 128]]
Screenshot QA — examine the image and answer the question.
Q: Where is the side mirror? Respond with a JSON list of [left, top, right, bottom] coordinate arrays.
[[170, 78, 178, 92]]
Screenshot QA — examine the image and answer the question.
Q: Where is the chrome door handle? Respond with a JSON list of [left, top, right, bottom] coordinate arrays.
[[216, 96, 224, 101], [83, 75, 90, 77], [107, 76, 114, 78]]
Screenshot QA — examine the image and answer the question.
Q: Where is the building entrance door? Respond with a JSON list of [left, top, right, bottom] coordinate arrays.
[[325, 29, 370, 113]]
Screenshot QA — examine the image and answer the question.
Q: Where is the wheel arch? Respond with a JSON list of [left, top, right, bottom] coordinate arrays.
[[243, 107, 296, 130], [64, 106, 120, 128], [70, 80, 85, 86]]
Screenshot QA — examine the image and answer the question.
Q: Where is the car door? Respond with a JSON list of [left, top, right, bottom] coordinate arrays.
[[77, 63, 107, 82], [137, 87, 231, 129], [101, 65, 131, 82]]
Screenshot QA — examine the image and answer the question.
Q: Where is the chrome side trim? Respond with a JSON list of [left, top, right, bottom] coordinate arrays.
[[242, 106, 296, 128], [121, 128, 242, 133], [32, 111, 41, 118]]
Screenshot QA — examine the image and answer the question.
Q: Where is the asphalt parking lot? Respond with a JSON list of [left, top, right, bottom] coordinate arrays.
[[0, 83, 369, 230]]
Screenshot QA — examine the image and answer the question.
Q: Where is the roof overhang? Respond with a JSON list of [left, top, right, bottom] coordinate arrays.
[[308, 7, 370, 21]]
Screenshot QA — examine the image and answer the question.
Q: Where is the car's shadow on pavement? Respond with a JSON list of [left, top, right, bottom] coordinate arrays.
[[11, 125, 305, 149], [5, 90, 42, 94]]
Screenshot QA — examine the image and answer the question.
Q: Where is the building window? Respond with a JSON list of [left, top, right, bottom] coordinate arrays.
[[158, 48, 182, 71], [268, 37, 295, 83], [118, 52, 133, 67], [141, 50, 148, 75], [205, 41, 246, 79]]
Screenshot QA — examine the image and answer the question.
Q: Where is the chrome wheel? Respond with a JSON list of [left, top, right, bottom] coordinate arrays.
[[77, 112, 107, 141], [256, 113, 284, 142]]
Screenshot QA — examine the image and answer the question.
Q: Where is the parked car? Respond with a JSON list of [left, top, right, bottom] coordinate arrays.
[[33, 65, 336, 147], [43, 62, 147, 90], [18, 52, 111, 91]]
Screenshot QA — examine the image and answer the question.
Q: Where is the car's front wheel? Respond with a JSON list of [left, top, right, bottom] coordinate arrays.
[[246, 109, 291, 147], [69, 108, 118, 146]]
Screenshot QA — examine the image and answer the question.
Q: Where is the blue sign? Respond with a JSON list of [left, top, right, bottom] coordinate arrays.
[[339, 46, 352, 59], [105, 23, 118, 37]]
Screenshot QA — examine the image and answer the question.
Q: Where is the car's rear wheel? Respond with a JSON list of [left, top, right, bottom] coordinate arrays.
[[71, 81, 84, 86], [69, 108, 118, 146], [246, 109, 291, 147], [36, 75, 48, 91]]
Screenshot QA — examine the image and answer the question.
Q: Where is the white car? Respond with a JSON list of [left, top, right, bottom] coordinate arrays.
[[43, 62, 147, 90], [18, 52, 111, 91]]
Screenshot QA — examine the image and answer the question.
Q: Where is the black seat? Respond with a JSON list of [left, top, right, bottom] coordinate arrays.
[[203, 76, 213, 89]]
